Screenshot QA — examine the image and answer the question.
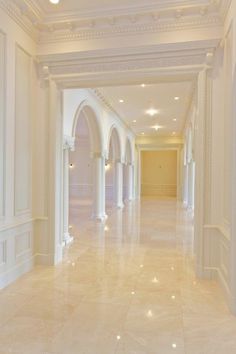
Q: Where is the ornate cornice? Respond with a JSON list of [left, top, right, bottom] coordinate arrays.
[[0, 0, 38, 40], [0, 0, 231, 44], [38, 15, 222, 44]]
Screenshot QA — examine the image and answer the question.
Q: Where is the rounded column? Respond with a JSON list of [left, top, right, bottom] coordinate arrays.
[[115, 159, 124, 208], [63, 136, 75, 246], [127, 163, 134, 201], [92, 152, 106, 221]]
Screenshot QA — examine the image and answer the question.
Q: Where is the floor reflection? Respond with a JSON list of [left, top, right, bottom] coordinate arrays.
[[0, 197, 235, 354]]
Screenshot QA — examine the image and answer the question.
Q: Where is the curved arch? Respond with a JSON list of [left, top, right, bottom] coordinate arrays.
[[72, 100, 103, 154], [107, 125, 122, 161]]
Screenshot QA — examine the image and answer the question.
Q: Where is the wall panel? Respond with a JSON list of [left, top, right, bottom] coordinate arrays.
[[14, 45, 31, 215], [0, 31, 6, 219]]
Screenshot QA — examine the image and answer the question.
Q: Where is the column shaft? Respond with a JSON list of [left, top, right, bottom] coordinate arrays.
[[127, 163, 133, 201], [63, 147, 73, 245], [93, 154, 106, 220], [115, 161, 124, 208]]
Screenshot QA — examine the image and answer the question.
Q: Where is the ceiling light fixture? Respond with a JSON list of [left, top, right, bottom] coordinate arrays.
[[49, 0, 60, 4], [119, 99, 124, 103], [146, 108, 158, 116], [174, 96, 180, 101], [153, 125, 160, 131], [173, 118, 177, 121], [133, 120, 137, 123], [141, 132, 145, 135], [141, 84, 146, 87], [172, 132, 176, 135]]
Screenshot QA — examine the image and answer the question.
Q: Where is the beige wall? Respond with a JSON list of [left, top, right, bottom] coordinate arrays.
[[141, 150, 177, 197]]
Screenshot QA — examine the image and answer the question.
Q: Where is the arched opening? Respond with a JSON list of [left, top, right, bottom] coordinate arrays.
[[68, 105, 103, 234], [105, 127, 122, 214]]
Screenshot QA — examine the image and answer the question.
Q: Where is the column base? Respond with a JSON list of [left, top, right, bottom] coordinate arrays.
[[117, 202, 124, 209], [63, 232, 74, 246]]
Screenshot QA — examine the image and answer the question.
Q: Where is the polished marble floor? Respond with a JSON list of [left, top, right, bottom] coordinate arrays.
[[1, 198, 236, 354]]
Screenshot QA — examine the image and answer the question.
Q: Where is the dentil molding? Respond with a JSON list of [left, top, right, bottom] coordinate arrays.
[[0, 0, 232, 44]]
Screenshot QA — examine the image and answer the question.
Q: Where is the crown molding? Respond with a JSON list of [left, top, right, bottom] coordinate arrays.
[[91, 89, 135, 135], [0, 0, 38, 40], [38, 15, 222, 44], [0, 0, 231, 44]]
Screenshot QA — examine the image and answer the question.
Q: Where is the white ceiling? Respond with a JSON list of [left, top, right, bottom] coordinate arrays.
[[98, 81, 194, 136], [37, 0, 162, 14]]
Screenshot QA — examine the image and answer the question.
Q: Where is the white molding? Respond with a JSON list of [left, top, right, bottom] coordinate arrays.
[[0, 0, 231, 44], [0, 0, 38, 41], [0, 255, 34, 289], [0, 30, 6, 220]]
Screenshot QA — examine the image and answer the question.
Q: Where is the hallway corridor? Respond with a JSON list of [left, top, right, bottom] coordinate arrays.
[[0, 199, 235, 354]]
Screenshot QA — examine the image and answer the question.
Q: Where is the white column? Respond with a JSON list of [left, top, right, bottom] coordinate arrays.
[[127, 163, 133, 201], [184, 164, 188, 206], [115, 159, 124, 208], [63, 138, 74, 246], [194, 68, 212, 277], [92, 152, 106, 221]]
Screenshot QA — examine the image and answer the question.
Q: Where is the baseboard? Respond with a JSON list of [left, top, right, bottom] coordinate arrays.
[[0, 255, 35, 289]]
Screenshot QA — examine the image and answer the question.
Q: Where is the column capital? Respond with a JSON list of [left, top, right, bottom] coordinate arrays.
[[63, 135, 75, 151]]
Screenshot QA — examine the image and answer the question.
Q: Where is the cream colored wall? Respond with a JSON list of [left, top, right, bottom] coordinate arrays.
[[141, 150, 177, 197]]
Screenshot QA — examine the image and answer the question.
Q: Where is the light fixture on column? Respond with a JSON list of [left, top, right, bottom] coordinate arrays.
[[105, 161, 111, 171], [69, 163, 74, 169]]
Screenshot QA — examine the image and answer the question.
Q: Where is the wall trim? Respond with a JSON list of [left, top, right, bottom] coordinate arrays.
[[0, 255, 34, 289]]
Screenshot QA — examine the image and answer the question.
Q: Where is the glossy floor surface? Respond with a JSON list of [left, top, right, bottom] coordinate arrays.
[[1, 198, 236, 354]]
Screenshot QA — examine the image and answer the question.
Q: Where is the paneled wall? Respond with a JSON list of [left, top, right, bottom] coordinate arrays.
[[14, 46, 31, 216], [0, 31, 5, 219], [0, 8, 37, 289]]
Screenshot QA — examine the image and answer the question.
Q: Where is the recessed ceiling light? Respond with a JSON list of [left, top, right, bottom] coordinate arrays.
[[141, 132, 145, 135], [49, 0, 60, 4], [173, 118, 177, 121], [141, 84, 146, 87], [153, 125, 160, 131], [174, 96, 180, 101], [119, 99, 124, 103], [172, 132, 176, 135], [133, 120, 137, 123], [146, 108, 158, 116]]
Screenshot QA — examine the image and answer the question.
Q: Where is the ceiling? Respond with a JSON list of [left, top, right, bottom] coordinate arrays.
[[98, 81, 194, 137], [37, 0, 164, 15]]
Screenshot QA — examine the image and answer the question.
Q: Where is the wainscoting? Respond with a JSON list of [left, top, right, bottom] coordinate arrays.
[[202, 224, 231, 310], [0, 220, 34, 289]]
